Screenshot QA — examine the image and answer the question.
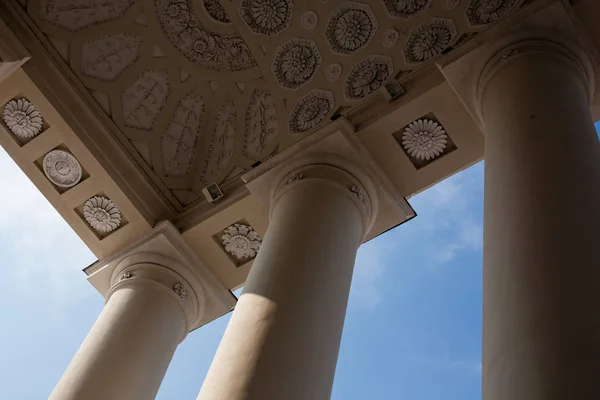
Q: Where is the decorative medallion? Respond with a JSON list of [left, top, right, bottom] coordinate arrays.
[[155, 0, 256, 71], [121, 70, 169, 130], [326, 63, 343, 82], [345, 56, 393, 100], [2, 99, 44, 140], [203, 0, 231, 23], [382, 0, 433, 18], [382, 28, 399, 47], [173, 283, 189, 300], [240, 0, 293, 36], [466, 0, 518, 26], [39, 0, 136, 31], [202, 100, 236, 181], [301, 10, 318, 30], [402, 118, 448, 160], [221, 223, 262, 260], [272, 38, 322, 89], [288, 90, 334, 134], [326, 2, 378, 54], [444, 0, 461, 9], [162, 89, 204, 177], [42, 150, 83, 188], [83, 196, 122, 233], [404, 18, 457, 64], [82, 33, 142, 81], [350, 185, 365, 204], [244, 89, 278, 160]]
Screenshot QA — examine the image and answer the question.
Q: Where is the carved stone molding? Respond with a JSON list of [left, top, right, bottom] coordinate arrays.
[[404, 18, 457, 64], [42, 149, 83, 188]]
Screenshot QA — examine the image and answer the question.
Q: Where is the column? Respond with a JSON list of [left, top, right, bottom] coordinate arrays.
[[480, 40, 600, 400], [50, 260, 201, 400], [198, 164, 374, 400]]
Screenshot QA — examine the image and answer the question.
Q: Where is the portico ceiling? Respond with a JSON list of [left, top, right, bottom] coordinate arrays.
[[22, 0, 531, 208]]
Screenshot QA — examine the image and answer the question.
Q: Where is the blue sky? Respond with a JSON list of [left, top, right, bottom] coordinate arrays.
[[3, 122, 597, 399]]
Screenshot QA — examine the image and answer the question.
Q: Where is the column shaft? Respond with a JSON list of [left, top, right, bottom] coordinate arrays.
[[481, 43, 600, 399], [198, 169, 366, 400]]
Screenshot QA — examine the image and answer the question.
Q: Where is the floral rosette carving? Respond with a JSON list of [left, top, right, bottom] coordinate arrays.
[[273, 39, 321, 89], [83, 196, 122, 233], [43, 150, 83, 188], [402, 118, 448, 161], [221, 223, 262, 260], [3, 99, 44, 140]]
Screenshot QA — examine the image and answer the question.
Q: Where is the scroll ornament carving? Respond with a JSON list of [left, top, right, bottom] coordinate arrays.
[[288, 90, 334, 134], [83, 196, 122, 233], [326, 2, 378, 54], [202, 100, 236, 181], [222, 223, 262, 259], [244, 89, 278, 160], [273, 39, 322, 89], [383, 0, 433, 18], [402, 118, 448, 160], [240, 0, 293, 36], [43, 150, 83, 188], [350, 185, 366, 205], [82, 33, 142, 81], [466, 0, 518, 26], [162, 90, 204, 177], [345, 56, 393, 100], [203, 0, 230, 23], [2, 99, 43, 140], [404, 18, 457, 63], [39, 0, 135, 31], [155, 0, 256, 71], [121, 70, 169, 130]]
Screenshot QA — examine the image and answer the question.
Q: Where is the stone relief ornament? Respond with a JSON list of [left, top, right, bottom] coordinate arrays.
[[383, 0, 433, 18], [466, 0, 518, 26], [288, 90, 334, 134], [203, 0, 230, 23], [345, 56, 393, 100], [273, 39, 322, 90], [162, 89, 204, 177], [155, 0, 256, 71], [121, 70, 169, 130], [382, 28, 399, 47], [326, 2, 378, 54], [42, 150, 83, 188], [39, 0, 136, 31], [301, 10, 318, 30], [402, 118, 448, 160], [350, 185, 365, 204], [326, 63, 343, 82], [120, 271, 132, 280], [404, 18, 457, 64], [444, 0, 461, 9], [2, 98, 44, 140], [82, 33, 142, 81], [173, 283, 189, 300], [83, 196, 122, 233], [221, 223, 262, 260], [285, 172, 304, 186], [244, 89, 279, 160], [240, 0, 293, 36], [202, 100, 236, 181]]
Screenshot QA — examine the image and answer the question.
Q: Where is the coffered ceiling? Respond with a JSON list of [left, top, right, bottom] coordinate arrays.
[[20, 0, 532, 209]]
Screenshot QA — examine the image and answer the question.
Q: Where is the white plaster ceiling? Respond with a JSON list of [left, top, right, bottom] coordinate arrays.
[[24, 0, 529, 207]]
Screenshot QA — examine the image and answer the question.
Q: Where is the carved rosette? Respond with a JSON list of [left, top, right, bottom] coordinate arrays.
[[2, 98, 44, 140], [273, 38, 322, 90], [326, 2, 378, 54], [203, 0, 231, 23], [162, 89, 204, 177], [244, 89, 278, 160], [345, 56, 393, 100], [202, 100, 236, 182], [39, 0, 136, 31], [382, 0, 433, 18], [466, 0, 518, 26], [42, 150, 83, 188], [288, 90, 334, 134], [326, 63, 343, 82], [155, 0, 256, 71], [301, 10, 318, 30], [82, 33, 142, 81], [83, 196, 122, 233], [240, 0, 293, 36], [382, 28, 399, 47], [404, 18, 457, 64], [401, 118, 448, 161], [121, 70, 169, 130], [221, 223, 262, 260]]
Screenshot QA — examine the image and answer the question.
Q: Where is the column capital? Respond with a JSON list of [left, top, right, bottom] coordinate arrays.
[[274, 164, 374, 234], [107, 253, 204, 341]]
